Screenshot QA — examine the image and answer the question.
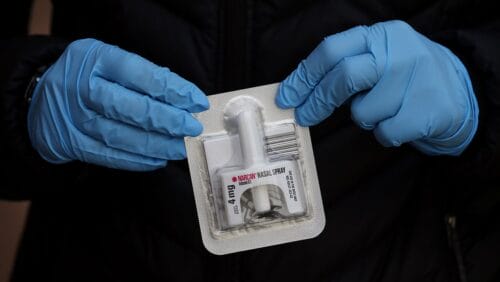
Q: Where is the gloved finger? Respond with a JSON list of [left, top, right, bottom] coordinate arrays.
[[294, 53, 378, 126], [76, 133, 167, 171], [94, 43, 209, 113], [350, 64, 416, 130], [373, 109, 430, 147], [374, 89, 469, 148], [86, 77, 203, 137], [276, 25, 369, 109], [80, 115, 187, 160]]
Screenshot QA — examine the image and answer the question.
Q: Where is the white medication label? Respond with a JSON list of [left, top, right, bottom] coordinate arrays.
[[220, 160, 306, 227]]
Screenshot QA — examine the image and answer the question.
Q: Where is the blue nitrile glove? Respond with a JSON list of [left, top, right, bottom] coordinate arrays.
[[276, 20, 478, 156], [28, 39, 209, 171]]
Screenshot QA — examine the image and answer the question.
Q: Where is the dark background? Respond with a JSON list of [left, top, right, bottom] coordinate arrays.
[[0, 1, 50, 281]]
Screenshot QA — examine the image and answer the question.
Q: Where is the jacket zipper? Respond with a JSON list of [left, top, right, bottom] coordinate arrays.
[[445, 215, 468, 282]]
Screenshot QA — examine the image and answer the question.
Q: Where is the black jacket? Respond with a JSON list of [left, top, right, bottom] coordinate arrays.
[[1, 0, 500, 281]]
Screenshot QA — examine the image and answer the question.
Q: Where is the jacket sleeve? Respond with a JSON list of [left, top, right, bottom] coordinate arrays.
[[415, 0, 500, 192], [446, 30, 500, 278], [420, 1, 500, 278], [431, 18, 500, 191], [0, 35, 80, 200]]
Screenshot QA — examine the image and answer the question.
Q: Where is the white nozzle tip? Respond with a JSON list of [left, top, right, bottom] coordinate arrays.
[[252, 185, 271, 213]]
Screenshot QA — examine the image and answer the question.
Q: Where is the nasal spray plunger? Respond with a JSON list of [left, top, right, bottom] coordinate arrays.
[[234, 102, 271, 213], [224, 97, 271, 214], [220, 96, 306, 227]]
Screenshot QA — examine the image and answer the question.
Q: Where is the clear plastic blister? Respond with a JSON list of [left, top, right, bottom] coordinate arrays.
[[185, 83, 325, 255]]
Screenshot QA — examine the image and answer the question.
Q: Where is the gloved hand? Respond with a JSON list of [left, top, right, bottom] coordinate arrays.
[[276, 20, 478, 156], [28, 39, 209, 171]]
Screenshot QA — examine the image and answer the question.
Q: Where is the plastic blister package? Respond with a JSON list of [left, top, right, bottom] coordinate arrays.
[[185, 83, 325, 254]]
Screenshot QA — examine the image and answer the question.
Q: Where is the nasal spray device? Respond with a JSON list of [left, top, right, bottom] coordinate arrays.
[[185, 83, 325, 255], [220, 97, 307, 226]]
